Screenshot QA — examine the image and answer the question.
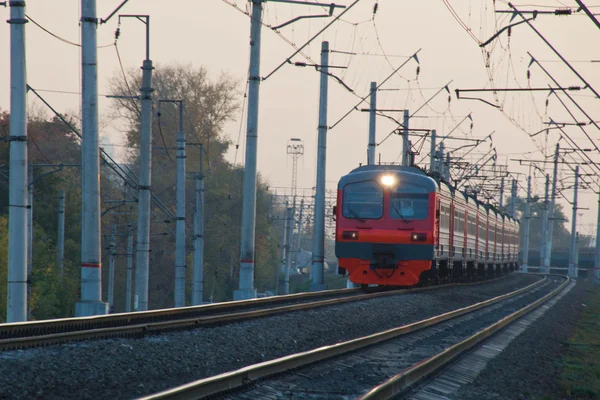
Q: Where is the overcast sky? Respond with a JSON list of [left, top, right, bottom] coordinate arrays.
[[2, 1, 600, 237]]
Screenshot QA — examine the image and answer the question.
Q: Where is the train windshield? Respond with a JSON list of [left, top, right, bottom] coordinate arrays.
[[390, 183, 429, 220], [342, 180, 383, 220]]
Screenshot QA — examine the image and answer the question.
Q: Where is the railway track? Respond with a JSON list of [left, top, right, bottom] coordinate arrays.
[[138, 274, 566, 400], [0, 277, 507, 351]]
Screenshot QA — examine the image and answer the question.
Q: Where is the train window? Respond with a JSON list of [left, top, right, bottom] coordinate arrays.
[[342, 180, 383, 219], [390, 184, 429, 220]]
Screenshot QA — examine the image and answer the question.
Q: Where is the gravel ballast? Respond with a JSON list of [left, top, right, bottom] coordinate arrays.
[[0, 274, 539, 400], [441, 278, 591, 400]]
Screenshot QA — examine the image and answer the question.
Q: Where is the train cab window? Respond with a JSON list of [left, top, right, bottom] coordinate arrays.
[[342, 180, 383, 219], [390, 183, 429, 220]]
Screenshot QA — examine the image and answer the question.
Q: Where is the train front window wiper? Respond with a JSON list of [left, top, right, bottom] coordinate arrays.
[[347, 208, 366, 223]]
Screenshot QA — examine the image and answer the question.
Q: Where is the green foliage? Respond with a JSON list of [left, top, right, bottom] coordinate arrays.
[[108, 63, 281, 307], [559, 286, 600, 398]]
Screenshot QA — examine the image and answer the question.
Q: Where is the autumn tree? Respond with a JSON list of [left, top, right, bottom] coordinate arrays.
[[108, 64, 280, 306]]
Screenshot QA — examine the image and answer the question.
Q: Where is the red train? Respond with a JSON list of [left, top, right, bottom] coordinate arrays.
[[334, 165, 520, 288]]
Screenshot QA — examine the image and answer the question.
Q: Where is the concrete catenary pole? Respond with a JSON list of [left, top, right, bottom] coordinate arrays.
[[439, 142, 445, 179], [540, 174, 549, 266], [107, 224, 116, 312], [499, 177, 505, 211], [174, 103, 186, 307], [7, 0, 28, 322], [311, 41, 329, 292], [292, 199, 304, 272], [27, 167, 33, 319], [402, 109, 410, 166], [367, 81, 376, 165], [595, 190, 600, 284], [283, 206, 294, 295], [444, 153, 450, 183], [57, 190, 65, 280], [134, 19, 153, 311], [522, 176, 531, 272], [192, 147, 205, 305], [543, 143, 560, 273], [568, 166, 579, 278], [235, 0, 263, 300], [276, 203, 289, 296], [76, 0, 108, 316], [429, 129, 437, 173], [510, 179, 517, 218], [125, 222, 133, 312]]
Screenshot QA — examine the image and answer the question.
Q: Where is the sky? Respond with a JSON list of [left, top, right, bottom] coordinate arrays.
[[2, 0, 600, 238]]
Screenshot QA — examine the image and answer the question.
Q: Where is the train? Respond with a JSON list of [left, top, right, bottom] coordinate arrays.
[[334, 165, 520, 288]]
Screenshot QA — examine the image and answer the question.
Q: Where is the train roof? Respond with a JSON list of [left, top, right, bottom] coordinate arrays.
[[338, 164, 519, 224], [338, 165, 437, 192]]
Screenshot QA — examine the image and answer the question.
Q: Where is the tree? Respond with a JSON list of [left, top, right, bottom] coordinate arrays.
[[108, 64, 280, 307]]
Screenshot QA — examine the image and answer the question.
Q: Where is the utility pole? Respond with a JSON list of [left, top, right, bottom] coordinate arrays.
[[540, 174, 549, 266], [439, 142, 445, 179], [76, 0, 108, 317], [57, 190, 65, 280], [128, 15, 153, 311], [543, 143, 560, 273], [522, 176, 531, 272], [276, 204, 289, 296], [107, 224, 116, 312], [510, 179, 517, 218], [27, 167, 33, 319], [595, 190, 600, 284], [292, 199, 304, 273], [7, 0, 28, 322], [499, 177, 505, 210], [235, 0, 263, 301], [402, 109, 410, 166], [283, 206, 294, 295], [192, 147, 205, 305], [444, 153, 451, 181], [159, 100, 186, 308], [568, 165, 579, 278], [125, 222, 133, 312], [368, 81, 376, 165], [429, 129, 437, 173], [311, 40, 329, 292]]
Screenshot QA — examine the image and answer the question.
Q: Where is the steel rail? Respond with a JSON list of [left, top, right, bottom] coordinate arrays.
[[0, 287, 360, 339], [138, 274, 546, 400], [359, 274, 570, 400], [0, 276, 509, 350]]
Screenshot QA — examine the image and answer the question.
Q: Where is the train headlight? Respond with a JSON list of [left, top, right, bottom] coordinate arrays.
[[380, 175, 396, 187], [342, 231, 359, 240], [411, 233, 427, 242]]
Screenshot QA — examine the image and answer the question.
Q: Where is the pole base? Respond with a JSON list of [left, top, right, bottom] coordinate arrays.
[[567, 264, 578, 279], [75, 301, 109, 317], [310, 283, 329, 292], [233, 288, 257, 301]]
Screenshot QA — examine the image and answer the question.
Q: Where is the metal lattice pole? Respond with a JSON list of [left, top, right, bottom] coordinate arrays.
[[540, 174, 549, 266], [283, 206, 294, 295], [429, 129, 437, 173], [7, 0, 28, 322], [595, 190, 600, 284]]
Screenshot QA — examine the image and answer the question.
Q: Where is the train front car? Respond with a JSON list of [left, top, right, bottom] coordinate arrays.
[[335, 165, 437, 288]]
